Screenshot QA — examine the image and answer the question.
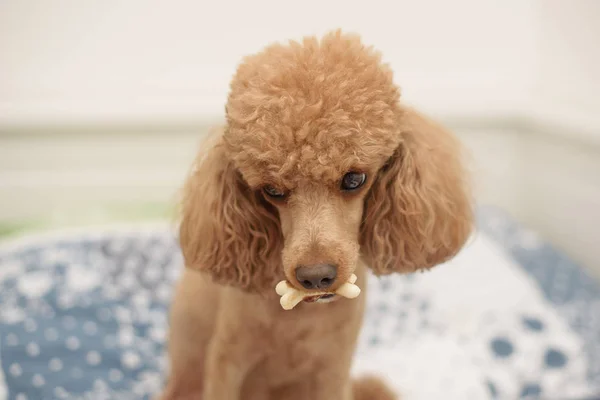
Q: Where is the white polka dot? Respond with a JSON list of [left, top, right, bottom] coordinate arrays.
[[156, 285, 170, 302], [133, 292, 151, 308], [1, 307, 25, 324], [149, 326, 166, 343], [118, 328, 135, 346], [121, 351, 141, 369], [65, 336, 80, 351], [86, 350, 102, 366], [136, 370, 162, 393], [26, 342, 40, 357], [115, 307, 132, 324], [5, 333, 19, 346], [109, 368, 123, 382], [49, 357, 63, 371], [62, 315, 76, 330], [71, 367, 83, 379], [44, 327, 59, 341], [94, 379, 108, 390], [133, 385, 146, 396], [18, 271, 52, 298], [66, 264, 100, 294], [32, 373, 45, 387], [15, 393, 27, 400], [54, 386, 69, 399], [120, 274, 136, 290], [97, 308, 112, 321], [144, 267, 161, 283], [24, 318, 38, 332], [83, 321, 98, 335], [57, 294, 75, 310], [9, 363, 22, 377]]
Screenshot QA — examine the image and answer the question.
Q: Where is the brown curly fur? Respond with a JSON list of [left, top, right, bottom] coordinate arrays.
[[160, 30, 472, 400]]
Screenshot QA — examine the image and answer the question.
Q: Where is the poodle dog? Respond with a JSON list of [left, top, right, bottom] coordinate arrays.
[[159, 31, 473, 400]]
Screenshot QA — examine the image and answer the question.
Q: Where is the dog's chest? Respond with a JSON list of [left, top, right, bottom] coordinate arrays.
[[260, 300, 360, 386]]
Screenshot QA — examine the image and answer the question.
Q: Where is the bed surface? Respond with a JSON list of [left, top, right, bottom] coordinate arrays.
[[1, 206, 599, 400]]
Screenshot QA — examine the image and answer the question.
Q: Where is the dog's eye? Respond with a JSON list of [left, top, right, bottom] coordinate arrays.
[[341, 172, 367, 191], [263, 185, 287, 199]]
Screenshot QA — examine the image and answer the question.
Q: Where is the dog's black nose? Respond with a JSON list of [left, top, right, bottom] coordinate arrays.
[[295, 264, 337, 290]]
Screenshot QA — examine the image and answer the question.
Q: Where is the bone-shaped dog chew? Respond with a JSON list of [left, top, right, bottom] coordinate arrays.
[[275, 274, 361, 310]]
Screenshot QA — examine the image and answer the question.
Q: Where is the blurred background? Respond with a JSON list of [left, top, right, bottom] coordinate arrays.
[[0, 0, 598, 274], [1, 1, 600, 399]]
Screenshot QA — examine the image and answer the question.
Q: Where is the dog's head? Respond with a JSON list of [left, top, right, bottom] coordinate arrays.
[[180, 31, 473, 294]]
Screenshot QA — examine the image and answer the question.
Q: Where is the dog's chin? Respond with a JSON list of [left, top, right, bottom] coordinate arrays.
[[316, 294, 338, 304], [303, 293, 338, 304]]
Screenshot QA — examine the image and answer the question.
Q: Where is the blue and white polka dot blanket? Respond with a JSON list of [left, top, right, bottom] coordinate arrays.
[[1, 206, 599, 400]]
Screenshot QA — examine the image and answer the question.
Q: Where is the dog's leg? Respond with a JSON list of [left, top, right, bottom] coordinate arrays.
[[270, 384, 352, 400], [202, 288, 269, 400], [268, 353, 355, 400], [275, 376, 396, 400], [158, 269, 220, 400], [270, 375, 353, 400], [311, 369, 355, 400], [352, 376, 398, 400]]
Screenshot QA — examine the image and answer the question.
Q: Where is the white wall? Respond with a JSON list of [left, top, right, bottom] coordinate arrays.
[[1, 1, 599, 271], [530, 0, 600, 143], [0, 0, 536, 127]]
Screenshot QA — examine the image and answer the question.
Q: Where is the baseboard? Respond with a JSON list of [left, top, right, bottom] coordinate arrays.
[[0, 83, 526, 135], [528, 100, 600, 147], [2, 99, 598, 149]]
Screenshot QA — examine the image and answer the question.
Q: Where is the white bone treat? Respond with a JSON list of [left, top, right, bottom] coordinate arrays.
[[275, 274, 361, 310]]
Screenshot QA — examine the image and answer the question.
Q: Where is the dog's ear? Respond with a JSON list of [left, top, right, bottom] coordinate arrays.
[[360, 109, 473, 274], [179, 130, 283, 292]]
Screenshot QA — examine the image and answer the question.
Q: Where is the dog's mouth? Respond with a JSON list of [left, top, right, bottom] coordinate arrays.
[[303, 293, 336, 303], [276, 274, 360, 310]]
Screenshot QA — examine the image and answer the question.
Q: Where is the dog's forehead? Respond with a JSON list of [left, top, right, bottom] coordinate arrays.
[[225, 79, 403, 187], [224, 32, 404, 188], [224, 93, 405, 187], [229, 129, 395, 189]]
